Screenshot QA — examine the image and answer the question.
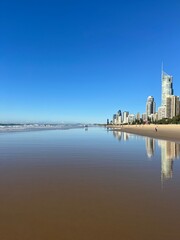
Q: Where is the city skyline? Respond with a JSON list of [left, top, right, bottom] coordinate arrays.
[[1, 1, 180, 123], [110, 66, 180, 124]]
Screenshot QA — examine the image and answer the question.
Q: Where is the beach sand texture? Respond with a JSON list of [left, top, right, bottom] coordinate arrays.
[[108, 124, 180, 142]]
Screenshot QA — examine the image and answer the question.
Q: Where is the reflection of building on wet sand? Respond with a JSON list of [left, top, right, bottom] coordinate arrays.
[[112, 131, 180, 182], [145, 138, 180, 181], [112, 131, 130, 141], [145, 138, 155, 158], [123, 132, 129, 141], [113, 131, 122, 141], [158, 140, 180, 181]]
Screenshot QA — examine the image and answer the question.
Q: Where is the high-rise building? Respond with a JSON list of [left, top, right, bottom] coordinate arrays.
[[158, 106, 166, 120], [136, 112, 141, 121], [112, 110, 122, 125], [161, 70, 173, 106], [123, 111, 129, 124], [176, 96, 180, 116], [146, 96, 156, 117], [117, 110, 122, 116], [116, 115, 122, 124], [158, 67, 178, 120], [116, 110, 122, 124], [166, 95, 180, 118], [152, 112, 158, 122], [113, 114, 117, 124], [128, 114, 135, 124], [142, 113, 147, 122]]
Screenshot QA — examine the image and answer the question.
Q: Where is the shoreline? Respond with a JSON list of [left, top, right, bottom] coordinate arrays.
[[0, 125, 85, 134], [106, 124, 180, 143]]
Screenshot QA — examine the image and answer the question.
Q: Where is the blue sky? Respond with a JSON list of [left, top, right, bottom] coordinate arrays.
[[0, 0, 180, 123]]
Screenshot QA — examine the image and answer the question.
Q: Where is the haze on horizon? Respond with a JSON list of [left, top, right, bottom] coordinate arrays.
[[0, 0, 180, 123]]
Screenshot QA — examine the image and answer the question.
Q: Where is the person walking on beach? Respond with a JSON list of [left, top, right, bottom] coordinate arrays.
[[155, 126, 158, 132]]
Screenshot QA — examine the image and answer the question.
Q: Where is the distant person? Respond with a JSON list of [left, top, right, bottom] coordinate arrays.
[[155, 127, 157, 132]]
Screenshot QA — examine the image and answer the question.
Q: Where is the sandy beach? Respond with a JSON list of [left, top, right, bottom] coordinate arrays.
[[1, 128, 180, 240], [107, 124, 180, 142]]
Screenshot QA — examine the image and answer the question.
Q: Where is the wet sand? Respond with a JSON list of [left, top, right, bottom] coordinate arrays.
[[107, 124, 180, 142], [1, 129, 180, 240]]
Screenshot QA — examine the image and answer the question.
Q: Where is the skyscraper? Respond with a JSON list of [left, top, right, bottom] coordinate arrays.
[[113, 114, 117, 124], [117, 110, 122, 116], [112, 110, 122, 125], [136, 112, 140, 121], [158, 106, 166, 120], [123, 111, 129, 124], [146, 96, 156, 117], [128, 114, 135, 124], [116, 110, 122, 124], [161, 70, 173, 106], [166, 95, 180, 118]]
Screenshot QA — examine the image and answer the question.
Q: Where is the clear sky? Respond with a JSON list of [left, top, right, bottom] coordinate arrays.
[[0, 0, 180, 123]]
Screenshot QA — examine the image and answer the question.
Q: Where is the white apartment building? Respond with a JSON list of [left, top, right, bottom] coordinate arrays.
[[158, 106, 166, 120], [166, 95, 180, 119], [128, 114, 135, 124], [123, 111, 129, 124]]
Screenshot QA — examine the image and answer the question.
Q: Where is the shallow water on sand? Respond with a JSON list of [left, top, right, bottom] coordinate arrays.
[[0, 127, 180, 240]]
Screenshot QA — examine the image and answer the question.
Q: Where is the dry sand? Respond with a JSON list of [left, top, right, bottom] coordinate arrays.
[[107, 124, 180, 143]]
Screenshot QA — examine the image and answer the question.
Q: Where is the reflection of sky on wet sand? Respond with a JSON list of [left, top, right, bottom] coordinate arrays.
[[112, 130, 180, 183], [1, 128, 180, 239]]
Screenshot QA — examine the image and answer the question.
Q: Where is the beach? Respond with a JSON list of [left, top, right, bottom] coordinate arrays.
[[1, 128, 180, 240], [107, 124, 180, 142]]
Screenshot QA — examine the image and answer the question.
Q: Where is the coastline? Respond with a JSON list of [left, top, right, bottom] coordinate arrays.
[[107, 124, 180, 143], [0, 124, 86, 133]]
